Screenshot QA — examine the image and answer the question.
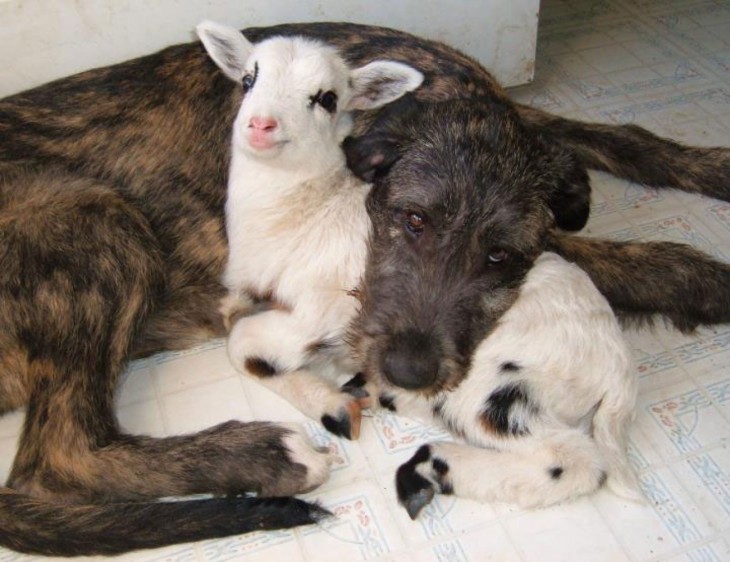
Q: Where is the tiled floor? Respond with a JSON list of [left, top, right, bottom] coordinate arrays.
[[2, 0, 730, 560]]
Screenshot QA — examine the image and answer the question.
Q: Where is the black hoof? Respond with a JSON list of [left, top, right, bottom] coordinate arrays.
[[341, 372, 370, 400], [403, 486, 435, 520], [378, 393, 397, 412], [321, 409, 353, 440], [396, 445, 436, 520]]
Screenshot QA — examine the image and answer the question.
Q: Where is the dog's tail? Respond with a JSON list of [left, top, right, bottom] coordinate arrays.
[[515, 103, 730, 201], [0, 488, 330, 557], [548, 232, 730, 332]]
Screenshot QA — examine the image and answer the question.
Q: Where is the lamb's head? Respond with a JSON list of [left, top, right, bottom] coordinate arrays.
[[197, 21, 423, 170]]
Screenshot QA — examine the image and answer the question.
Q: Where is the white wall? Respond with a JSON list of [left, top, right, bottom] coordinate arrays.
[[0, 0, 538, 99]]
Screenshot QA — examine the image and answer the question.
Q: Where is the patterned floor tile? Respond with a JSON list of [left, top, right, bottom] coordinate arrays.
[[669, 449, 730, 531], [298, 479, 407, 561], [410, 524, 522, 562], [593, 465, 717, 560], [636, 380, 730, 460]]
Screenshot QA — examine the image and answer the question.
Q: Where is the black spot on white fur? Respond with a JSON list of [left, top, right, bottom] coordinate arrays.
[[244, 357, 278, 377], [431, 457, 453, 495], [549, 466, 564, 480], [598, 471, 608, 487], [500, 361, 521, 373], [432, 399, 444, 417], [481, 382, 533, 435]]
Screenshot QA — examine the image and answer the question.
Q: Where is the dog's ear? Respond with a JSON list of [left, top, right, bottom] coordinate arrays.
[[342, 134, 403, 183], [537, 140, 591, 231], [343, 92, 421, 182], [547, 161, 591, 231]]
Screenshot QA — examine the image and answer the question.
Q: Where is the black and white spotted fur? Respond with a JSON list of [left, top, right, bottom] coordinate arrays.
[[371, 252, 640, 517]]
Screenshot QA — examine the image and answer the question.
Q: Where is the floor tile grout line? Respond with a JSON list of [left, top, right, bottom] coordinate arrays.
[[588, 495, 643, 562], [537, 1, 730, 95], [150, 360, 174, 437], [652, 528, 730, 561], [604, 0, 730, 85], [634, 325, 730, 440]]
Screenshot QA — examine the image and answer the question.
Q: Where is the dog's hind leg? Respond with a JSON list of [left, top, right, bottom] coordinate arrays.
[[516, 103, 730, 201], [395, 430, 606, 519], [2, 176, 330, 503], [548, 232, 730, 331]]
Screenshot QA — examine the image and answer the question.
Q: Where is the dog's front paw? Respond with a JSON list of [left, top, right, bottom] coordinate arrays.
[[396, 444, 452, 519], [281, 423, 334, 493]]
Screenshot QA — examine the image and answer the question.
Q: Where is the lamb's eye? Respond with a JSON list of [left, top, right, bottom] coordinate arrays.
[[242, 62, 258, 94], [310, 90, 338, 113], [405, 211, 425, 236], [487, 248, 509, 264]]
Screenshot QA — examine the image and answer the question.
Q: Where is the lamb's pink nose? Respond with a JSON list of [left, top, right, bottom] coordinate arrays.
[[249, 116, 278, 131], [247, 116, 279, 150]]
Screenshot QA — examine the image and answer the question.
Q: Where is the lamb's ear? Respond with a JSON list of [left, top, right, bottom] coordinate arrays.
[[347, 61, 424, 111], [342, 133, 403, 183], [196, 20, 254, 82]]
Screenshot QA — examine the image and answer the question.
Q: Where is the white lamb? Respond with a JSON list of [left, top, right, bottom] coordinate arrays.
[[197, 21, 423, 439]]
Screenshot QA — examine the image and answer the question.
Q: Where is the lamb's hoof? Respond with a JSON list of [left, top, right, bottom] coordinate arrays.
[[396, 445, 436, 520], [403, 486, 435, 520], [340, 373, 374, 409], [321, 400, 362, 440], [341, 372, 368, 398], [378, 393, 397, 412]]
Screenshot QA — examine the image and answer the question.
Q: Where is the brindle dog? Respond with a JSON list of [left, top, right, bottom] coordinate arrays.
[[343, 95, 730, 394], [1, 22, 729, 556]]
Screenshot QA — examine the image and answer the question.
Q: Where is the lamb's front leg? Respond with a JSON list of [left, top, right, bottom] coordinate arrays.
[[396, 430, 607, 519], [228, 308, 364, 439]]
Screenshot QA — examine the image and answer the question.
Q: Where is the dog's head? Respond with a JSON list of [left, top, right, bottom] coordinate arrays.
[[344, 97, 590, 394]]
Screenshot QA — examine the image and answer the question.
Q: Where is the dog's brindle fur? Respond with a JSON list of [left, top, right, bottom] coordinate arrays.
[[1, 22, 729, 555], [342, 96, 730, 394]]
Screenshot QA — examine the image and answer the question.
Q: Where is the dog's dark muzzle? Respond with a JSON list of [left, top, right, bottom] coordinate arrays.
[[380, 330, 441, 390]]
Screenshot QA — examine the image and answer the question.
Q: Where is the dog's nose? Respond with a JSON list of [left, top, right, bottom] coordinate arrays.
[[381, 331, 440, 390]]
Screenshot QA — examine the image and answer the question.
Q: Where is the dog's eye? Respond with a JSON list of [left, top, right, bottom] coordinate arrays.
[[310, 90, 338, 114], [405, 211, 425, 236], [487, 248, 509, 264]]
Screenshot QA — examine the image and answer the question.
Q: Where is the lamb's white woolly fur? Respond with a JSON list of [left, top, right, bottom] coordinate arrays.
[[196, 21, 423, 436], [390, 252, 641, 510]]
